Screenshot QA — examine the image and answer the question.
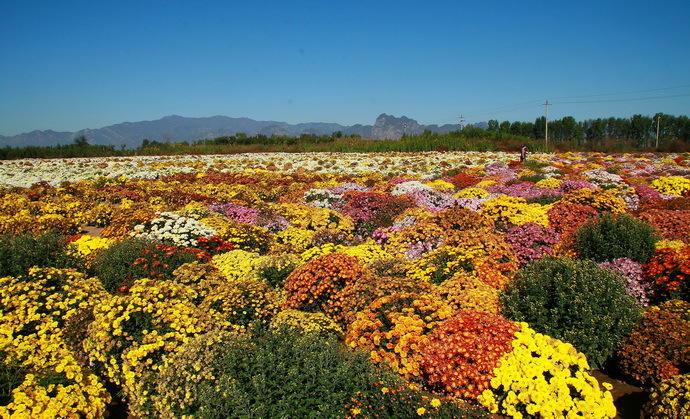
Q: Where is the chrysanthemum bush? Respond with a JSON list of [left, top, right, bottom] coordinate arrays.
[[599, 257, 656, 306], [282, 252, 370, 321], [437, 258, 511, 315], [616, 300, 690, 387], [478, 322, 617, 418], [0, 268, 111, 418], [500, 256, 642, 368], [198, 279, 279, 332], [638, 208, 690, 243], [504, 222, 560, 267], [643, 245, 690, 302], [91, 237, 209, 292], [574, 212, 658, 264], [345, 292, 453, 379], [642, 373, 690, 418], [420, 310, 519, 400], [153, 326, 489, 419]]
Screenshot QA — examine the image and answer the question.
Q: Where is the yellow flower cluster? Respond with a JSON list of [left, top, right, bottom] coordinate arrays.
[[535, 177, 562, 189], [561, 188, 627, 214], [346, 293, 453, 379], [212, 249, 263, 281], [274, 227, 316, 254], [198, 279, 279, 332], [83, 278, 214, 417], [277, 203, 354, 233], [651, 176, 690, 197], [454, 187, 489, 199], [0, 269, 111, 418], [481, 195, 549, 227], [642, 373, 690, 418], [68, 235, 115, 268], [300, 241, 392, 265], [201, 217, 274, 253], [269, 309, 344, 337], [424, 179, 455, 193], [405, 245, 483, 284], [478, 323, 616, 418]]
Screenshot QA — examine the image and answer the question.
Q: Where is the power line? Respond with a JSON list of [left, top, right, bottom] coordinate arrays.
[[550, 84, 690, 100]]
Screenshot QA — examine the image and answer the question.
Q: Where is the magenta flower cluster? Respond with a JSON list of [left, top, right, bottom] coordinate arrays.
[[504, 222, 560, 267], [599, 257, 656, 307]]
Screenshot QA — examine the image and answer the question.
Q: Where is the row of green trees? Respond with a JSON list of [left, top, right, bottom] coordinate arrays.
[[1, 114, 689, 160], [487, 113, 690, 148]]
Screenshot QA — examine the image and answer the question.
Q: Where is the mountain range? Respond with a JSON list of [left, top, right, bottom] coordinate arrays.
[[0, 114, 480, 150]]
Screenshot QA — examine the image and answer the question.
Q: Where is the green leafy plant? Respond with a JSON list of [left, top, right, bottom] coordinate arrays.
[[574, 213, 658, 263], [0, 231, 81, 277], [500, 256, 642, 368], [153, 326, 489, 418], [91, 238, 206, 293]]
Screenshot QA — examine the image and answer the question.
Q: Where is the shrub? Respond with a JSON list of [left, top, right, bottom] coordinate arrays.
[[500, 257, 642, 368], [91, 238, 207, 293], [254, 253, 300, 288], [153, 328, 488, 418], [574, 213, 658, 264], [0, 231, 80, 277], [198, 279, 279, 332], [420, 311, 519, 400], [269, 309, 343, 338], [638, 209, 690, 243], [546, 202, 598, 238], [617, 302, 690, 387], [642, 373, 690, 418], [478, 323, 616, 418]]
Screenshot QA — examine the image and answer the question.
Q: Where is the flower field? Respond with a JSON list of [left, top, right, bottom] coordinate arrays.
[[1, 150, 689, 418]]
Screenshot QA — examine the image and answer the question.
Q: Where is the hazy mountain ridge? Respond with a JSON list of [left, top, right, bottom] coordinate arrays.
[[1, 114, 468, 149]]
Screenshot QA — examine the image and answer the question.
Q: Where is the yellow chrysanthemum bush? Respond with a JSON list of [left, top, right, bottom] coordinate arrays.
[[481, 195, 549, 228], [282, 253, 370, 323], [201, 217, 274, 254], [0, 268, 111, 418], [478, 323, 617, 419], [419, 310, 519, 401], [83, 278, 214, 417], [437, 258, 511, 315], [273, 226, 316, 254], [345, 292, 453, 379], [269, 309, 344, 337], [67, 234, 115, 270], [198, 279, 279, 332], [651, 176, 690, 197], [276, 203, 354, 233], [405, 245, 484, 285], [642, 373, 690, 418], [560, 187, 627, 214], [211, 249, 262, 282]]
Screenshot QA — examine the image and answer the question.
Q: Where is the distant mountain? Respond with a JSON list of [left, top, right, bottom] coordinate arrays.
[[0, 114, 472, 149]]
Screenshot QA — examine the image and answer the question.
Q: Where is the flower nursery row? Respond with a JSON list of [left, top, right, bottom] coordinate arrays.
[[0, 151, 689, 418]]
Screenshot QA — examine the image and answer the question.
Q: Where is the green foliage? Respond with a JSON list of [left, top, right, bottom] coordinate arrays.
[[154, 327, 489, 418], [0, 352, 25, 406], [575, 213, 658, 263], [500, 256, 643, 368], [0, 231, 81, 277], [91, 238, 203, 293]]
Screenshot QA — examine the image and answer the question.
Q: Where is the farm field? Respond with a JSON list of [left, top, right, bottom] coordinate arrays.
[[0, 151, 689, 418]]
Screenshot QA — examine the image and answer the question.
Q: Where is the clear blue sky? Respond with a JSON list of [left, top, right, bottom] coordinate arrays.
[[1, 0, 689, 136]]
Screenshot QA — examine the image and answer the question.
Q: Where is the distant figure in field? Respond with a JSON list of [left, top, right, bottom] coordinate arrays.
[[520, 145, 528, 163]]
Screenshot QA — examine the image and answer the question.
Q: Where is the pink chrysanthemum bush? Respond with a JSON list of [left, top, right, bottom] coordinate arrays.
[[504, 222, 560, 267]]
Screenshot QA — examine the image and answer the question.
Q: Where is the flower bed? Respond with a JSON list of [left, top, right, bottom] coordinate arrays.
[[0, 150, 689, 417]]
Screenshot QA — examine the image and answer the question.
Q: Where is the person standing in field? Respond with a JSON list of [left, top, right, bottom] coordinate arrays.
[[520, 145, 527, 163]]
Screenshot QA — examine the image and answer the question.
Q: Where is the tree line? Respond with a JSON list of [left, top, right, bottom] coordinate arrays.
[[1, 114, 689, 160]]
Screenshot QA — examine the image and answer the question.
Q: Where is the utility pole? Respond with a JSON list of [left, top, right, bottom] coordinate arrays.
[[543, 100, 550, 147], [656, 113, 661, 148], [459, 115, 465, 130]]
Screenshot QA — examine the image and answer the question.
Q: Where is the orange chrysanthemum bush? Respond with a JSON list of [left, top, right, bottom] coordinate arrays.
[[438, 258, 511, 315], [345, 293, 453, 379], [198, 279, 280, 332], [643, 245, 690, 302], [547, 201, 599, 256], [638, 209, 690, 243], [419, 310, 519, 401], [281, 253, 369, 322], [334, 274, 438, 329], [100, 204, 158, 239], [440, 230, 519, 278], [616, 300, 690, 387]]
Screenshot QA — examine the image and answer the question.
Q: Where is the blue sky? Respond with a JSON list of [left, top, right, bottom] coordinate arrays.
[[1, 0, 689, 136]]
